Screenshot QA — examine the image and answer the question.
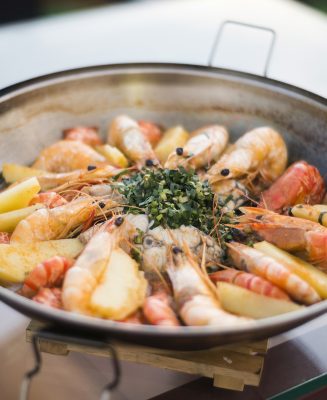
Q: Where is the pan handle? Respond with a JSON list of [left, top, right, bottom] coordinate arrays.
[[20, 328, 121, 400], [208, 20, 276, 77]]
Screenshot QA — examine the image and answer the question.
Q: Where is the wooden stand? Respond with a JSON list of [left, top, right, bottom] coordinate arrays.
[[26, 321, 268, 392]]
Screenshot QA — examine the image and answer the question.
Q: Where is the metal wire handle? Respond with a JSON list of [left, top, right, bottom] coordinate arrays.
[[20, 329, 121, 400], [208, 20, 277, 77]]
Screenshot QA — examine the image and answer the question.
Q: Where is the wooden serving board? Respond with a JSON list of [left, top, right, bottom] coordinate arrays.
[[26, 321, 268, 391]]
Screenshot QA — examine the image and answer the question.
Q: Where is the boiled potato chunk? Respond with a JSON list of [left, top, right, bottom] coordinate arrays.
[[313, 204, 327, 212], [291, 204, 327, 227], [0, 177, 41, 213], [154, 126, 189, 163], [254, 241, 327, 299], [218, 282, 301, 319], [0, 204, 43, 232], [90, 248, 147, 319], [2, 163, 44, 184], [0, 239, 83, 283], [95, 144, 129, 168]]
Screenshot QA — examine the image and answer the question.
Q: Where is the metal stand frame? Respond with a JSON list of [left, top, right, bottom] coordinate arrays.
[[20, 328, 121, 400]]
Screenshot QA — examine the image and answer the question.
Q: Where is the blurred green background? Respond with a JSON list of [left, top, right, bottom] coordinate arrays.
[[298, 0, 327, 12], [0, 0, 326, 24]]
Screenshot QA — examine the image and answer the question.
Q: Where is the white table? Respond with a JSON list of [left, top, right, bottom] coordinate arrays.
[[0, 1, 326, 399]]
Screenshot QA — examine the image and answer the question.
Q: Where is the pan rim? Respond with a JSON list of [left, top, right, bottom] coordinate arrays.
[[0, 62, 326, 106], [1, 286, 326, 338]]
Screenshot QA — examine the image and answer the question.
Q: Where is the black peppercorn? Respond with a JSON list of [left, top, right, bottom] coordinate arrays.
[[87, 165, 97, 171], [99, 202, 105, 209], [176, 147, 184, 156], [172, 246, 182, 254], [145, 159, 154, 167], [220, 168, 230, 177]]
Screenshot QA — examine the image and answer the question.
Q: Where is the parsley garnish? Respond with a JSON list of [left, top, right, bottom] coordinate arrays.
[[117, 167, 234, 242]]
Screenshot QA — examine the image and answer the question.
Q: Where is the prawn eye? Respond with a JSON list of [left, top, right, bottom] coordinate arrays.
[[145, 159, 154, 167], [172, 246, 182, 254], [230, 228, 247, 242], [115, 216, 124, 226], [176, 147, 184, 156], [220, 168, 230, 177], [87, 165, 97, 171], [143, 236, 153, 248]]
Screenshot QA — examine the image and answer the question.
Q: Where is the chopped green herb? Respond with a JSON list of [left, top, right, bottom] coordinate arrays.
[[116, 167, 235, 244]]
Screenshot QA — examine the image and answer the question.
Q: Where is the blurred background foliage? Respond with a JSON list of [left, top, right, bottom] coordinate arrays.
[[0, 0, 326, 24]]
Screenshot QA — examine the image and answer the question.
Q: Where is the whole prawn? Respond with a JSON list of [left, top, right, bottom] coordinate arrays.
[[21, 256, 74, 297], [165, 125, 229, 170], [260, 161, 325, 213], [33, 140, 107, 173], [209, 269, 290, 300], [108, 115, 159, 168], [10, 197, 109, 243], [237, 207, 327, 272], [142, 272, 180, 327], [167, 246, 252, 327], [227, 242, 320, 304], [207, 127, 287, 189]]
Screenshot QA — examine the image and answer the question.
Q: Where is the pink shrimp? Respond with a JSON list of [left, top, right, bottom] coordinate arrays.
[[0, 232, 10, 244], [29, 192, 68, 208], [32, 140, 107, 173], [143, 293, 180, 326], [260, 161, 325, 213], [21, 256, 74, 298], [227, 242, 320, 304], [142, 271, 180, 327], [63, 126, 103, 147], [209, 269, 290, 300], [237, 207, 327, 272], [32, 287, 62, 309]]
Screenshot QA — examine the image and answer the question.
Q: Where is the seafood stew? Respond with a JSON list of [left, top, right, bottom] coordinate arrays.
[[1, 114, 327, 330]]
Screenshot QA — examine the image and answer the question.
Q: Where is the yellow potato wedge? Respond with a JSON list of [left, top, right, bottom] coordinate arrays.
[[95, 144, 129, 168], [254, 241, 327, 299], [2, 163, 44, 184], [0, 177, 41, 213], [0, 204, 43, 232], [313, 204, 327, 212], [90, 248, 147, 319], [291, 204, 327, 226], [218, 282, 302, 319], [154, 126, 189, 163], [0, 239, 83, 283]]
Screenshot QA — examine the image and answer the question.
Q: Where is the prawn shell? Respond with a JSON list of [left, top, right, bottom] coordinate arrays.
[[260, 161, 325, 213], [209, 269, 290, 300], [208, 127, 287, 185], [33, 140, 106, 173]]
